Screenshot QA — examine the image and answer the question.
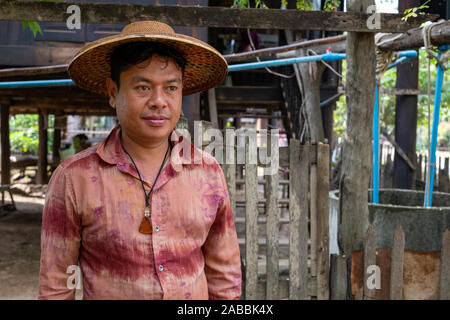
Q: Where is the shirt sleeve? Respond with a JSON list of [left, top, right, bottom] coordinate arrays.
[[202, 164, 242, 300], [38, 165, 81, 300]]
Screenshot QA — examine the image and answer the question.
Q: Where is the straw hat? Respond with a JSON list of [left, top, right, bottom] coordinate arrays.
[[68, 21, 228, 96]]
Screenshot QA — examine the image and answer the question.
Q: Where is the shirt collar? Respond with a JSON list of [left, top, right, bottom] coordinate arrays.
[[96, 124, 203, 174]]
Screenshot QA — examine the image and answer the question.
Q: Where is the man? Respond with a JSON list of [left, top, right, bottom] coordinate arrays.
[[60, 134, 91, 161], [39, 21, 241, 300]]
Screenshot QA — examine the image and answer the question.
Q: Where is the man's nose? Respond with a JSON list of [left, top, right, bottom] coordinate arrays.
[[147, 87, 167, 109]]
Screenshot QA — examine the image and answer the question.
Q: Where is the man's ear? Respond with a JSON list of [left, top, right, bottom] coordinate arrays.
[[106, 77, 118, 109]]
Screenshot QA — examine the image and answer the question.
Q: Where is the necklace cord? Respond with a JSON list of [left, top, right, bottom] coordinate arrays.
[[120, 133, 171, 207]]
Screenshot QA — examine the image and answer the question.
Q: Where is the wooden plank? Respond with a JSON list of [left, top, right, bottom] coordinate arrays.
[[0, 44, 80, 67], [0, 103, 10, 185], [265, 133, 279, 300], [276, 39, 346, 58], [298, 144, 310, 299], [245, 131, 258, 300], [0, 1, 435, 33], [380, 88, 446, 96], [378, 21, 450, 51], [390, 226, 405, 300], [257, 276, 316, 300], [363, 225, 377, 300], [440, 229, 450, 300], [222, 127, 236, 221], [0, 64, 68, 78], [36, 109, 48, 184], [310, 162, 318, 277], [316, 142, 330, 300], [330, 254, 348, 300], [381, 129, 415, 171], [288, 140, 309, 299], [226, 35, 346, 62]]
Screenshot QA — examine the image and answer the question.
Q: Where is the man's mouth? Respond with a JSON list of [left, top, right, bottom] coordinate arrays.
[[142, 115, 169, 126]]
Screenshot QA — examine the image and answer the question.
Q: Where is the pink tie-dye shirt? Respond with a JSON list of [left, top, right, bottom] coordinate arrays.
[[38, 125, 242, 300]]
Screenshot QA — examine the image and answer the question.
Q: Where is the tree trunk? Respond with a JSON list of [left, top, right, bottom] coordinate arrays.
[[338, 0, 375, 257], [296, 51, 326, 143]]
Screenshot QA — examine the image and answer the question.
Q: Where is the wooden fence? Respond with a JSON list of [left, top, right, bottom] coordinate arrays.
[[378, 143, 450, 192], [330, 226, 450, 300], [196, 120, 330, 300]]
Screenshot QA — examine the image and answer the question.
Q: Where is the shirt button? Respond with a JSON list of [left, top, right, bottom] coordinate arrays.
[[154, 226, 159, 232], [159, 265, 164, 272]]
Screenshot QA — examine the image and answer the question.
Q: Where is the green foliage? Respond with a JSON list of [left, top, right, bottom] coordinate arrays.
[[323, 0, 341, 11], [402, 0, 430, 21], [335, 49, 450, 152], [10, 114, 54, 155], [296, 0, 313, 10], [21, 21, 43, 37], [22, 0, 62, 38], [232, 0, 268, 9]]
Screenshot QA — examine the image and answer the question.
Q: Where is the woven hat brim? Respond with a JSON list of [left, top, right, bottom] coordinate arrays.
[[68, 33, 228, 96]]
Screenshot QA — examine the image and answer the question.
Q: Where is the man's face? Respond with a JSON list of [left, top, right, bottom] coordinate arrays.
[[106, 54, 183, 145]]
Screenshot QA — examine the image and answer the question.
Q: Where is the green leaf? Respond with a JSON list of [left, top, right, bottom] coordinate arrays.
[[21, 21, 43, 38]]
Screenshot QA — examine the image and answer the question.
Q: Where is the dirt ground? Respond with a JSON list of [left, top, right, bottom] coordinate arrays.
[[0, 193, 44, 300]]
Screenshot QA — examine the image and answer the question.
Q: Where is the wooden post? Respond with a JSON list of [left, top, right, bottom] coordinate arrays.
[[37, 109, 48, 184], [245, 130, 258, 300], [0, 104, 11, 185], [363, 225, 377, 300], [289, 140, 309, 300], [207, 89, 219, 129], [52, 115, 62, 168], [394, 0, 419, 190], [440, 229, 450, 300], [330, 254, 348, 300], [316, 142, 330, 300], [390, 226, 405, 300], [265, 133, 279, 299], [339, 0, 375, 257]]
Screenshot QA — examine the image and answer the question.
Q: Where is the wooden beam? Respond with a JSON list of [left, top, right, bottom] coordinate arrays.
[[36, 109, 48, 184], [0, 1, 436, 33], [0, 104, 11, 185], [380, 87, 448, 96], [0, 64, 68, 78], [339, 0, 375, 256], [215, 86, 282, 103], [225, 35, 347, 62], [378, 21, 450, 51], [0, 44, 80, 67], [9, 107, 115, 116]]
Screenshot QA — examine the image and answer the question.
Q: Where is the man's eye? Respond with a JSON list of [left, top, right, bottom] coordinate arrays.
[[138, 86, 149, 91], [168, 86, 178, 91]]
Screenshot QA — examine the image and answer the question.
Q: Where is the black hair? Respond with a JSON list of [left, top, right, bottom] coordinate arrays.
[[74, 134, 88, 141], [110, 41, 187, 90]]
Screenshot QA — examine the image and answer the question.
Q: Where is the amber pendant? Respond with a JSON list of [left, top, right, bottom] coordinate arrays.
[[139, 208, 153, 234]]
